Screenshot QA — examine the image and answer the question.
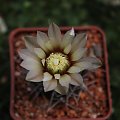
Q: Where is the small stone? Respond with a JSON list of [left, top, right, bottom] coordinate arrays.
[[30, 112, 34, 117], [56, 110, 65, 118], [79, 92, 86, 100], [90, 113, 97, 118], [98, 87, 103, 93], [27, 87, 32, 92], [81, 111, 88, 117], [67, 109, 77, 117], [15, 113, 19, 117], [15, 71, 20, 76], [37, 114, 43, 118]]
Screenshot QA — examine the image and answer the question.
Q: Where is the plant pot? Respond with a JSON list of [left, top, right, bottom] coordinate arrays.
[[9, 26, 112, 120]]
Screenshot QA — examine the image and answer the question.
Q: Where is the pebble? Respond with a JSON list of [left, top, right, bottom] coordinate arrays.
[[15, 113, 19, 117], [27, 87, 32, 92], [90, 113, 97, 118], [67, 109, 77, 117], [15, 71, 20, 76]]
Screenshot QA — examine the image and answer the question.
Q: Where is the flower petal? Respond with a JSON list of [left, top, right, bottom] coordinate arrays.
[[34, 48, 46, 59], [18, 49, 38, 60], [71, 48, 87, 61], [43, 79, 57, 92], [26, 70, 39, 80], [45, 40, 54, 51], [26, 75, 43, 82], [67, 66, 81, 73], [41, 59, 45, 66], [69, 73, 83, 86], [20, 59, 42, 71], [37, 31, 48, 52], [54, 74, 60, 79], [74, 61, 92, 71], [71, 33, 87, 52], [61, 28, 74, 49], [55, 83, 68, 95], [26, 70, 43, 82], [48, 23, 62, 47], [79, 57, 102, 70], [43, 72, 53, 81], [23, 36, 39, 52], [69, 27, 75, 36], [59, 74, 71, 87], [64, 43, 71, 54]]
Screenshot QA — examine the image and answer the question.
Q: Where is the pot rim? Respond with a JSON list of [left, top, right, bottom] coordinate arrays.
[[9, 26, 112, 120]]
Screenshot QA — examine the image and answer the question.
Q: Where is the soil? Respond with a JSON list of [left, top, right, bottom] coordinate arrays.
[[12, 29, 109, 120]]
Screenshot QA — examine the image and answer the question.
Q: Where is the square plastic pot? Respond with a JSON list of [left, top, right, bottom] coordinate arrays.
[[9, 26, 112, 120]]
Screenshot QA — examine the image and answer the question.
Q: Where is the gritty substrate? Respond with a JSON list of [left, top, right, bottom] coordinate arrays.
[[12, 29, 109, 120]]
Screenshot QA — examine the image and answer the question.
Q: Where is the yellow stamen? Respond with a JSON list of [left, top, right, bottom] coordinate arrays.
[[46, 53, 69, 74], [53, 59, 59, 65]]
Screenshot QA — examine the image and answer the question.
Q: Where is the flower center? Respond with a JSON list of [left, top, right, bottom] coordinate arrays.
[[46, 53, 70, 74]]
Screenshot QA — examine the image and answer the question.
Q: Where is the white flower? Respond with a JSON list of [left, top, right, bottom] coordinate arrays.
[[18, 23, 101, 95]]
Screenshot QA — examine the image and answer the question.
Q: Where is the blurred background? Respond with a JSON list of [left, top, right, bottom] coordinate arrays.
[[0, 0, 120, 119]]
